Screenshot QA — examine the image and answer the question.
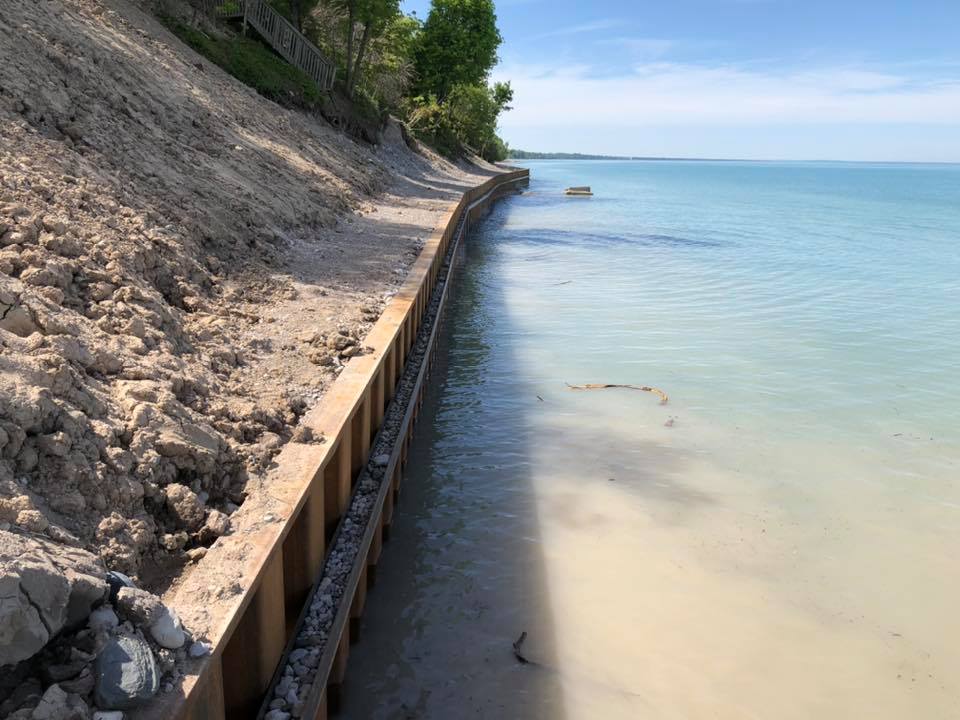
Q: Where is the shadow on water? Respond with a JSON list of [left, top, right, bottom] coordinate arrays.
[[338, 197, 568, 720]]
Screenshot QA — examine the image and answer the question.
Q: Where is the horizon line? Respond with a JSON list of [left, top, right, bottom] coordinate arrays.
[[507, 152, 960, 165]]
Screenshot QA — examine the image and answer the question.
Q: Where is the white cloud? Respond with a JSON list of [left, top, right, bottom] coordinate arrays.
[[603, 37, 675, 60], [526, 19, 625, 41], [492, 61, 960, 128]]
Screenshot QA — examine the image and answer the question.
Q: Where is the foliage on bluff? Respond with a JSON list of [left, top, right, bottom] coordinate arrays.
[[172, 0, 513, 161], [411, 0, 501, 101], [170, 19, 323, 109], [308, 0, 512, 160]]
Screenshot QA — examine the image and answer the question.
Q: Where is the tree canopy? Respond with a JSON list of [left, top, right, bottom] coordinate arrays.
[[412, 0, 501, 100], [264, 0, 512, 160]]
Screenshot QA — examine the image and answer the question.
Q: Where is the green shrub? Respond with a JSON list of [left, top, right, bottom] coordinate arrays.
[[351, 85, 387, 126], [404, 95, 461, 158], [165, 19, 322, 109], [483, 135, 509, 162], [219, 0, 242, 15]]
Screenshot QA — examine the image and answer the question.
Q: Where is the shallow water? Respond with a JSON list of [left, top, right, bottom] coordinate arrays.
[[342, 160, 960, 719]]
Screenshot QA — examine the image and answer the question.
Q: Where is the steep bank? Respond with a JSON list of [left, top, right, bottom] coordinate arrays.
[[0, 0, 493, 714]]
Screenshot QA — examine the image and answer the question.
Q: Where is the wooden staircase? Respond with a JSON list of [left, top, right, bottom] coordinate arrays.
[[201, 0, 336, 91]]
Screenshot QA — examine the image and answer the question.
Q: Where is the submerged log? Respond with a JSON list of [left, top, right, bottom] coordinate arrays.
[[565, 382, 669, 404]]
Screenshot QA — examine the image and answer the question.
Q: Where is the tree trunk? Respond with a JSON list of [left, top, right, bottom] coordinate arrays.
[[347, 20, 373, 97], [344, 3, 356, 92], [290, 0, 302, 31]]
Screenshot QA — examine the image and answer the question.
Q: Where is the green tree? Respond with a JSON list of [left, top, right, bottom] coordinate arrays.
[[491, 80, 513, 113], [361, 13, 421, 107], [413, 0, 502, 100], [331, 0, 401, 98], [381, 12, 420, 65], [444, 81, 512, 158]]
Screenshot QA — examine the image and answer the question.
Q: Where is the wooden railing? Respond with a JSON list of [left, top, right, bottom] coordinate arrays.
[[200, 0, 336, 91]]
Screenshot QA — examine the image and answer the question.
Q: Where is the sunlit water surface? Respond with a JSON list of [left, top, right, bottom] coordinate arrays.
[[342, 160, 960, 719]]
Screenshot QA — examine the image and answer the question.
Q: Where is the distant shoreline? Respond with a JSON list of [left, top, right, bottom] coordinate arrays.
[[507, 151, 960, 165], [507, 151, 735, 161]]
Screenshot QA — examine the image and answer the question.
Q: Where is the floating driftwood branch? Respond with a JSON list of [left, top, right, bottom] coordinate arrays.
[[565, 382, 669, 405]]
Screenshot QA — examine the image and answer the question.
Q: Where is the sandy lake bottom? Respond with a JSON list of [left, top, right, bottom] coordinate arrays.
[[341, 160, 960, 719]]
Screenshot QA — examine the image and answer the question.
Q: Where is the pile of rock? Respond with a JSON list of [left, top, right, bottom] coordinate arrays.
[[0, 530, 208, 719], [0, 0, 372, 652], [305, 325, 370, 368]]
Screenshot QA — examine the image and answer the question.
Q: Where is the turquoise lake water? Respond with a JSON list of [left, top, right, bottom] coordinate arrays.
[[343, 161, 960, 719]]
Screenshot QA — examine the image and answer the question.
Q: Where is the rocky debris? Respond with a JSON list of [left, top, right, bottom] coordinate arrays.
[[203, 509, 230, 538], [147, 608, 185, 650], [325, 331, 355, 352], [163, 484, 205, 532], [324, 327, 368, 362], [113, 586, 186, 651], [30, 683, 90, 720], [0, 677, 43, 718], [59, 667, 95, 698], [307, 351, 336, 367], [288, 425, 319, 444], [0, 0, 393, 622], [115, 588, 163, 627], [104, 572, 135, 604], [187, 640, 211, 658], [29, 685, 90, 720], [87, 607, 120, 634], [0, 531, 107, 666], [184, 547, 207, 563], [0, 540, 193, 717], [94, 632, 160, 710], [359, 304, 381, 322], [94, 516, 156, 577]]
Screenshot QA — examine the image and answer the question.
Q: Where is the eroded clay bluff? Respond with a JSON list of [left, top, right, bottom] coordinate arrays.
[[0, 0, 479, 714]]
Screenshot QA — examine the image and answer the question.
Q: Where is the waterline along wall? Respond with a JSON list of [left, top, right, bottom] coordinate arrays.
[[133, 168, 529, 720]]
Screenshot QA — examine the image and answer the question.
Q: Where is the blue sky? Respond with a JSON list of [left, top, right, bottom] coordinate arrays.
[[403, 0, 960, 161]]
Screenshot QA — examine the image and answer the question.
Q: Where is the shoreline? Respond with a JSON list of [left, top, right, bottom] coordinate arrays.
[[133, 168, 529, 719]]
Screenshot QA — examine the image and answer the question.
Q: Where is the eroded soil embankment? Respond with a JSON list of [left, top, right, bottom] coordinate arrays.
[[0, 0, 493, 715]]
